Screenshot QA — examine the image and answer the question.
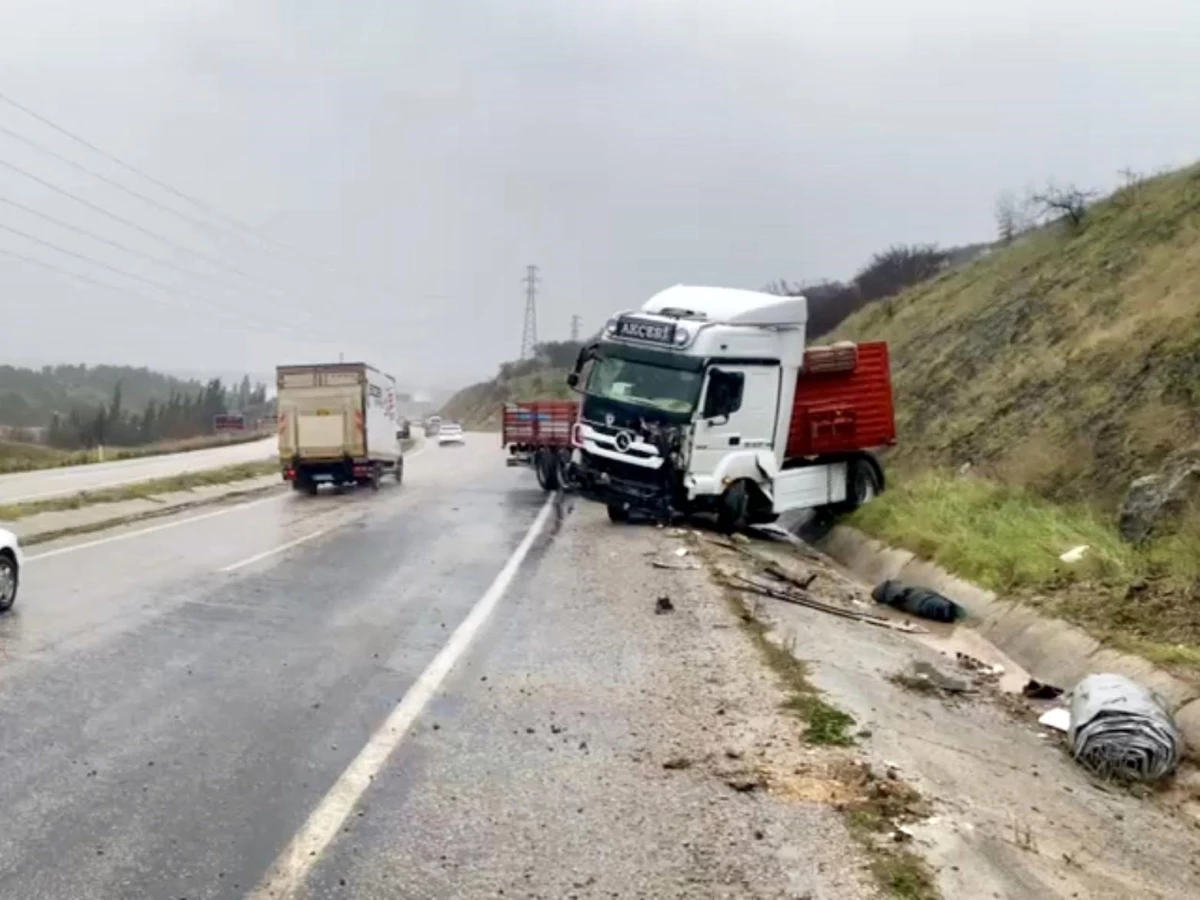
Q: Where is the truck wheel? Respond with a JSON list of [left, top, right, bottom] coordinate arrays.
[[556, 450, 577, 491], [536, 450, 560, 492], [842, 459, 881, 512], [370, 464, 382, 491], [302, 478, 319, 497], [607, 503, 630, 523], [717, 480, 750, 534], [395, 459, 404, 485]]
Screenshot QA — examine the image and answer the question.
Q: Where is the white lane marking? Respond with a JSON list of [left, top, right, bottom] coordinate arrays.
[[249, 497, 554, 900], [219, 527, 334, 573], [24, 493, 288, 563]]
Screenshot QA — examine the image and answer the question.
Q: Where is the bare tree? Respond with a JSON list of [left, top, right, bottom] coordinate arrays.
[[995, 191, 1020, 242], [1030, 182, 1098, 229]]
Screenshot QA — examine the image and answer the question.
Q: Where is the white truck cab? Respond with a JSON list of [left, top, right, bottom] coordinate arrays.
[[568, 285, 896, 528]]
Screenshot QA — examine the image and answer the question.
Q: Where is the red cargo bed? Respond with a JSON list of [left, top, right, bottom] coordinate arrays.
[[502, 400, 579, 449], [786, 341, 896, 459]]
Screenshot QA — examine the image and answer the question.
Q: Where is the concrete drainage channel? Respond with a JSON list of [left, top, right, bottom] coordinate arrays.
[[808, 522, 1200, 754]]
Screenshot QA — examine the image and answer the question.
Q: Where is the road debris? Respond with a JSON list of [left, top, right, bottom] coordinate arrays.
[[871, 580, 964, 623], [1068, 673, 1183, 782], [1022, 679, 1064, 700], [655, 596, 675, 614], [891, 660, 974, 695], [650, 559, 700, 571], [1039, 707, 1071, 733], [728, 572, 925, 634], [1059, 544, 1089, 563], [955, 651, 1004, 681]]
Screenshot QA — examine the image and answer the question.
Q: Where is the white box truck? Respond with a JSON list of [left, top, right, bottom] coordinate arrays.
[[276, 362, 404, 494]]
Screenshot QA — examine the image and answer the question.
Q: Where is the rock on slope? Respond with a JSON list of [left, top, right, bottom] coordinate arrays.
[[837, 163, 1200, 511]]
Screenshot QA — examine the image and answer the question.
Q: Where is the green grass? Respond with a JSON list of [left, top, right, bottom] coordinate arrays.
[[721, 588, 858, 746], [439, 365, 571, 431], [851, 470, 1140, 591], [0, 460, 278, 521], [850, 470, 1200, 675]]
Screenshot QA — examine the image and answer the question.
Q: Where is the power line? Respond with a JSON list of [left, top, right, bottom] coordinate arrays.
[[0, 123, 242, 244], [0, 90, 363, 282], [0, 220, 330, 343], [0, 193, 255, 297], [0, 154, 274, 288], [521, 265, 539, 359]]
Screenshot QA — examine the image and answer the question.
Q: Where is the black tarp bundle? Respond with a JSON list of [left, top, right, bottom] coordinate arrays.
[[871, 580, 964, 623]]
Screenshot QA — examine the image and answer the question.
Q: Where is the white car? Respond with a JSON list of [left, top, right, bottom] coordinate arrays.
[[438, 423, 466, 446], [0, 527, 22, 612]]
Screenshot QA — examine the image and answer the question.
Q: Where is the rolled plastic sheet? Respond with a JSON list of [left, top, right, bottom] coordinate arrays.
[[1068, 673, 1182, 782]]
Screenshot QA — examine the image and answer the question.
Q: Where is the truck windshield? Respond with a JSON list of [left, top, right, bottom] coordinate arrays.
[[585, 356, 702, 414]]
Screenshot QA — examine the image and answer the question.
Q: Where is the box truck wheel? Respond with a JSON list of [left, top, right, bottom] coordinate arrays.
[[370, 464, 382, 491]]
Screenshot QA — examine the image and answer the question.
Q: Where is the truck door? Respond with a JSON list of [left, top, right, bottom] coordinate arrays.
[[690, 365, 779, 478]]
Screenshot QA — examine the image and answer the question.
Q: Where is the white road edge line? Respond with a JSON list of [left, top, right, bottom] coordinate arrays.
[[248, 496, 554, 900], [220, 527, 334, 573], [25, 493, 287, 563]]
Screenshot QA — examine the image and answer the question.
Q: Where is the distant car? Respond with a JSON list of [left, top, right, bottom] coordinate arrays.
[[0, 528, 22, 612], [438, 423, 465, 446]]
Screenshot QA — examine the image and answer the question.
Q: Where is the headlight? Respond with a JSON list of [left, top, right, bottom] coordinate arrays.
[[673, 326, 691, 346]]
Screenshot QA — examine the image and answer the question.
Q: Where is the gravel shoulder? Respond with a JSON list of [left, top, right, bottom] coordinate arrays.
[[298, 501, 880, 900], [703, 531, 1200, 900]]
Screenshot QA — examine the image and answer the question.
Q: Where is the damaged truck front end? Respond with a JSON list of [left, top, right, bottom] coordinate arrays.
[[566, 338, 703, 523]]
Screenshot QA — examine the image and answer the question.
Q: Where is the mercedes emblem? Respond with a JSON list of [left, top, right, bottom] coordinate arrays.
[[614, 431, 633, 452]]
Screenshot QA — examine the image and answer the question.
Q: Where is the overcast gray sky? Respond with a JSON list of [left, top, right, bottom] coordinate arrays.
[[0, 0, 1196, 390]]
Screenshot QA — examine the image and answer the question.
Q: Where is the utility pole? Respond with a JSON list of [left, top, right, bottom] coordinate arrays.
[[521, 265, 539, 359], [570, 314, 581, 342]]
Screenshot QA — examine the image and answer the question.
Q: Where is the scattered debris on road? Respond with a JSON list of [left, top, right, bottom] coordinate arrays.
[[727, 570, 926, 634], [654, 595, 675, 614], [872, 579, 964, 623], [891, 660, 974, 695], [1023, 679, 1065, 700], [1069, 673, 1183, 782], [1039, 707, 1071, 733]]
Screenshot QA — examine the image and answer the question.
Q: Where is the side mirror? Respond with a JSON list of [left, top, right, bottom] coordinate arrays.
[[566, 372, 579, 388]]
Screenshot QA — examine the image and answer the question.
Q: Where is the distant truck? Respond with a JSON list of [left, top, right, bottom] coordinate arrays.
[[276, 362, 404, 494], [567, 285, 896, 528], [502, 400, 579, 491]]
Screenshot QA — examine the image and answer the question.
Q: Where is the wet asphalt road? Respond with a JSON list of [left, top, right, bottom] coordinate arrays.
[[0, 438, 551, 899], [0, 437, 277, 505]]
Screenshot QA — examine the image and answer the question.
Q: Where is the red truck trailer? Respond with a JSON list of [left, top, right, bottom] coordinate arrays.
[[502, 400, 580, 492]]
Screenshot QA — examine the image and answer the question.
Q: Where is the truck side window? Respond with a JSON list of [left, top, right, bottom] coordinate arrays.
[[702, 369, 744, 419]]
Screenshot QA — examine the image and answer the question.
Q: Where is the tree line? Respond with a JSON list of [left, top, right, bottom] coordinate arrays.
[[45, 376, 271, 450]]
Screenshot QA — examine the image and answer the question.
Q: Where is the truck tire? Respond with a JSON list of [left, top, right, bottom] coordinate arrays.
[[302, 477, 319, 497], [395, 458, 404, 485], [841, 458, 881, 513], [717, 480, 750, 534], [370, 464, 382, 491], [607, 502, 630, 523], [535, 450, 560, 492], [556, 450, 578, 491]]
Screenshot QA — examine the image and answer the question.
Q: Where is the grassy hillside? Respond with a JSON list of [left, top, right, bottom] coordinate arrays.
[[834, 163, 1200, 675], [838, 163, 1200, 509], [440, 367, 572, 431]]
